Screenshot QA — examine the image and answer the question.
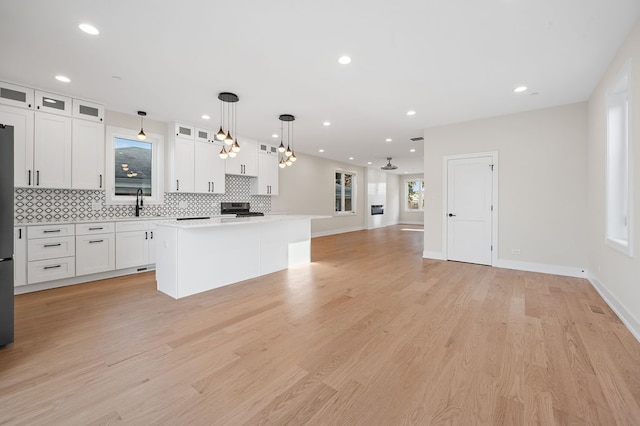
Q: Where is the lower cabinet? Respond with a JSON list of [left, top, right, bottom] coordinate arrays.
[[27, 224, 76, 284], [14, 227, 27, 287], [28, 257, 76, 284], [76, 233, 115, 275], [115, 221, 156, 269]]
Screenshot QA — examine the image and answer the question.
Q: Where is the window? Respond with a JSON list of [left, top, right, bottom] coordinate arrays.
[[335, 170, 356, 214], [606, 60, 633, 256], [105, 126, 164, 205], [405, 179, 425, 211]]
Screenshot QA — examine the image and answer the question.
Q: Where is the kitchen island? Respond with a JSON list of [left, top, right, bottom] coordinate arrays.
[[154, 215, 328, 299]]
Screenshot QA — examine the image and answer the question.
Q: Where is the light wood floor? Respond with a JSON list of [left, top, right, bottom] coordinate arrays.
[[1, 225, 640, 425]]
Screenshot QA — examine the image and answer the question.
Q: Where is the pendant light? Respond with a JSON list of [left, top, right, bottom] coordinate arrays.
[[137, 111, 147, 140], [278, 119, 285, 153], [216, 92, 239, 147], [279, 114, 296, 167], [231, 102, 241, 153]]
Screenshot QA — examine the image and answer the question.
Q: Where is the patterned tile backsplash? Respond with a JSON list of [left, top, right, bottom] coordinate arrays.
[[14, 175, 271, 223]]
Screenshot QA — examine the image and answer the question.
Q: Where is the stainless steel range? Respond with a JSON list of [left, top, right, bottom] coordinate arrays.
[[220, 202, 265, 217]]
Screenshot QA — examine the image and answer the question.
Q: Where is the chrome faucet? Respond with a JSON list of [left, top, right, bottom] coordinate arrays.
[[135, 188, 144, 216]]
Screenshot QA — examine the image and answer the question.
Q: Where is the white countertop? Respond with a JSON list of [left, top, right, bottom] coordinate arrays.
[[15, 216, 219, 227], [156, 215, 330, 229]]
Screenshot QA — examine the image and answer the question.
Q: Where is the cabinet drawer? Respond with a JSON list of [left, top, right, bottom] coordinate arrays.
[[76, 222, 115, 235], [115, 221, 156, 233], [28, 257, 75, 284], [28, 236, 75, 261], [76, 233, 115, 275], [28, 224, 75, 239]]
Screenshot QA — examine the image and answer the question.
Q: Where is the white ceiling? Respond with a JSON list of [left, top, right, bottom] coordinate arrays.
[[1, 0, 639, 173]]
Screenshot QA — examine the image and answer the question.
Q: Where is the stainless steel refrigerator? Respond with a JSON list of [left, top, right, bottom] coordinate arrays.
[[0, 124, 14, 347]]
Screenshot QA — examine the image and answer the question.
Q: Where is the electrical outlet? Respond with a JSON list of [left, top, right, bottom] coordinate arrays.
[[511, 249, 521, 255]]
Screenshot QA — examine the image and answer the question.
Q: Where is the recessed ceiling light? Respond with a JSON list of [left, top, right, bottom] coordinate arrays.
[[338, 56, 352, 65], [404, 171, 409, 174], [410, 149, 416, 152], [514, 86, 528, 93], [319, 149, 325, 153], [201, 114, 210, 120], [78, 23, 99, 35], [367, 162, 372, 165], [349, 157, 354, 160], [406, 110, 416, 116], [323, 121, 331, 126], [385, 138, 392, 142], [55, 75, 71, 83], [272, 134, 278, 138]]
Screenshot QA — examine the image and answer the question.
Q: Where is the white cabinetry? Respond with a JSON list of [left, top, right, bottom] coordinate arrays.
[[72, 119, 105, 190], [72, 99, 104, 123], [34, 91, 72, 116], [0, 81, 34, 109], [75, 222, 115, 275], [0, 104, 34, 187], [34, 112, 72, 188], [27, 224, 76, 284], [194, 141, 226, 193], [115, 221, 156, 269], [225, 139, 258, 176], [251, 144, 279, 195], [14, 227, 27, 287], [166, 122, 195, 193]]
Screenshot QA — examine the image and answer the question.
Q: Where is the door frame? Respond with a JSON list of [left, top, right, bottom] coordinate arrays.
[[442, 151, 499, 266]]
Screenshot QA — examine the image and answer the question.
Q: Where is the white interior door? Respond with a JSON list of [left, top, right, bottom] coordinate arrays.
[[446, 155, 494, 265]]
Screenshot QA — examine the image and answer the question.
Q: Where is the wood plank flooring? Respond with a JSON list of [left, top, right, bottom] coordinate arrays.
[[1, 225, 640, 425]]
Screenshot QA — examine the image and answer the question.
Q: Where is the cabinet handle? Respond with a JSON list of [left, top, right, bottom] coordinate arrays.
[[44, 265, 61, 270], [176, 180, 179, 191], [18, 229, 22, 239], [36, 170, 40, 186], [145, 231, 148, 240], [150, 231, 153, 239], [44, 243, 62, 248], [28, 170, 31, 186], [89, 239, 104, 244], [43, 229, 61, 233], [208, 182, 211, 192], [88, 227, 103, 230], [99, 174, 103, 188]]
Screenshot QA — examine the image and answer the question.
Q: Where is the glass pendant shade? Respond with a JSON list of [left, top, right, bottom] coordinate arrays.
[[224, 132, 233, 145], [285, 146, 292, 157], [219, 146, 228, 159], [228, 150, 237, 158], [137, 129, 146, 140], [216, 126, 226, 140], [290, 152, 297, 162], [279, 158, 286, 168], [285, 157, 292, 166], [137, 111, 147, 140], [231, 139, 241, 153], [278, 141, 285, 152]]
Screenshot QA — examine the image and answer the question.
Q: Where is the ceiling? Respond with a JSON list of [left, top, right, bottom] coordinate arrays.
[[1, 1, 639, 174]]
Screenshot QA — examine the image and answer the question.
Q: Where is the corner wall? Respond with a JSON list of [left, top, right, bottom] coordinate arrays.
[[423, 102, 589, 276], [587, 18, 640, 339]]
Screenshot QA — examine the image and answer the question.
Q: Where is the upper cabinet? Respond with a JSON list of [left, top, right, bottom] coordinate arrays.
[[72, 99, 104, 122], [225, 138, 258, 177], [0, 81, 34, 109], [1, 81, 105, 190], [251, 144, 279, 195], [35, 90, 72, 116], [194, 141, 225, 194]]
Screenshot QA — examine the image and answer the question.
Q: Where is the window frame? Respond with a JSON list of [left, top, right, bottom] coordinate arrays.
[[105, 126, 164, 205], [404, 178, 425, 212], [605, 60, 633, 257], [334, 169, 357, 215]]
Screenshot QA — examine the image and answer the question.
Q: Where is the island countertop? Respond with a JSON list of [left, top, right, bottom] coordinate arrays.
[[155, 214, 330, 229]]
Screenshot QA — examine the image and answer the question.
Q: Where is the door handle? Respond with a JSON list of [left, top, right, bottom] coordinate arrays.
[[448, 213, 456, 217]]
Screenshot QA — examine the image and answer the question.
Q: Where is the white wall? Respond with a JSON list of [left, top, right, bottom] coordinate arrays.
[[587, 18, 640, 339], [423, 102, 588, 276], [270, 152, 365, 236], [399, 173, 425, 225]]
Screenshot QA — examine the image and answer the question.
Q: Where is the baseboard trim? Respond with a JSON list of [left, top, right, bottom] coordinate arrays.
[[14, 265, 156, 295], [399, 221, 424, 226], [495, 259, 586, 278], [423, 250, 445, 260], [312, 226, 365, 238], [588, 274, 640, 343]]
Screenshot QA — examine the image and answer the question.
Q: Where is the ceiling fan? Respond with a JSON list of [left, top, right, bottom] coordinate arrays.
[[381, 157, 398, 171]]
